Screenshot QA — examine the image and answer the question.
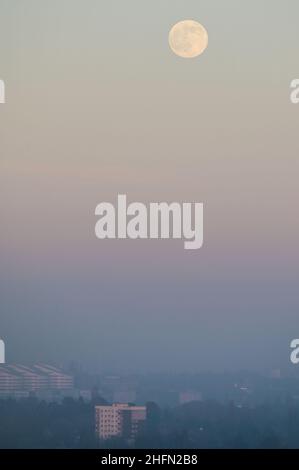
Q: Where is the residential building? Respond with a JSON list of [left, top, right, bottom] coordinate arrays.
[[0, 363, 74, 397], [95, 403, 146, 441]]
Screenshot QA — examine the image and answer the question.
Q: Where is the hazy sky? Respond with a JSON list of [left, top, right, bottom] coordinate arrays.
[[0, 0, 298, 373]]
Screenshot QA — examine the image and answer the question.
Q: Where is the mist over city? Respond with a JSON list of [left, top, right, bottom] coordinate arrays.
[[1, 0, 299, 459]]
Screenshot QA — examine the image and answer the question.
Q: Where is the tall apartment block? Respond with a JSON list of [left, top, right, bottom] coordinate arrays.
[[95, 403, 146, 441]]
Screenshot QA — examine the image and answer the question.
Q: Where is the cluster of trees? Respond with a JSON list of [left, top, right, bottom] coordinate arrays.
[[0, 397, 98, 449], [135, 401, 299, 449], [1, 397, 299, 449]]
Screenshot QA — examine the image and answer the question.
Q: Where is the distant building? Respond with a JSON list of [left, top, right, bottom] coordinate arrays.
[[0, 363, 74, 397], [100, 375, 137, 404], [34, 364, 74, 390], [36, 388, 92, 403], [179, 390, 202, 404], [113, 389, 136, 404], [95, 403, 146, 441]]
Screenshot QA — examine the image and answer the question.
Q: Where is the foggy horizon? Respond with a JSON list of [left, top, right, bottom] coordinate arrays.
[[1, 0, 299, 374]]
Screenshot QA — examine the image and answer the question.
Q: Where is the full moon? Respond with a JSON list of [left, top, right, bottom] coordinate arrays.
[[168, 20, 208, 59]]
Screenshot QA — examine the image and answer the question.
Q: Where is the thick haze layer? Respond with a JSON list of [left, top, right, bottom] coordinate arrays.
[[0, 0, 298, 372]]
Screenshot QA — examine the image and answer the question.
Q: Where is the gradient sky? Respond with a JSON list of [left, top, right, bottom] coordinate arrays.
[[0, 0, 298, 373]]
